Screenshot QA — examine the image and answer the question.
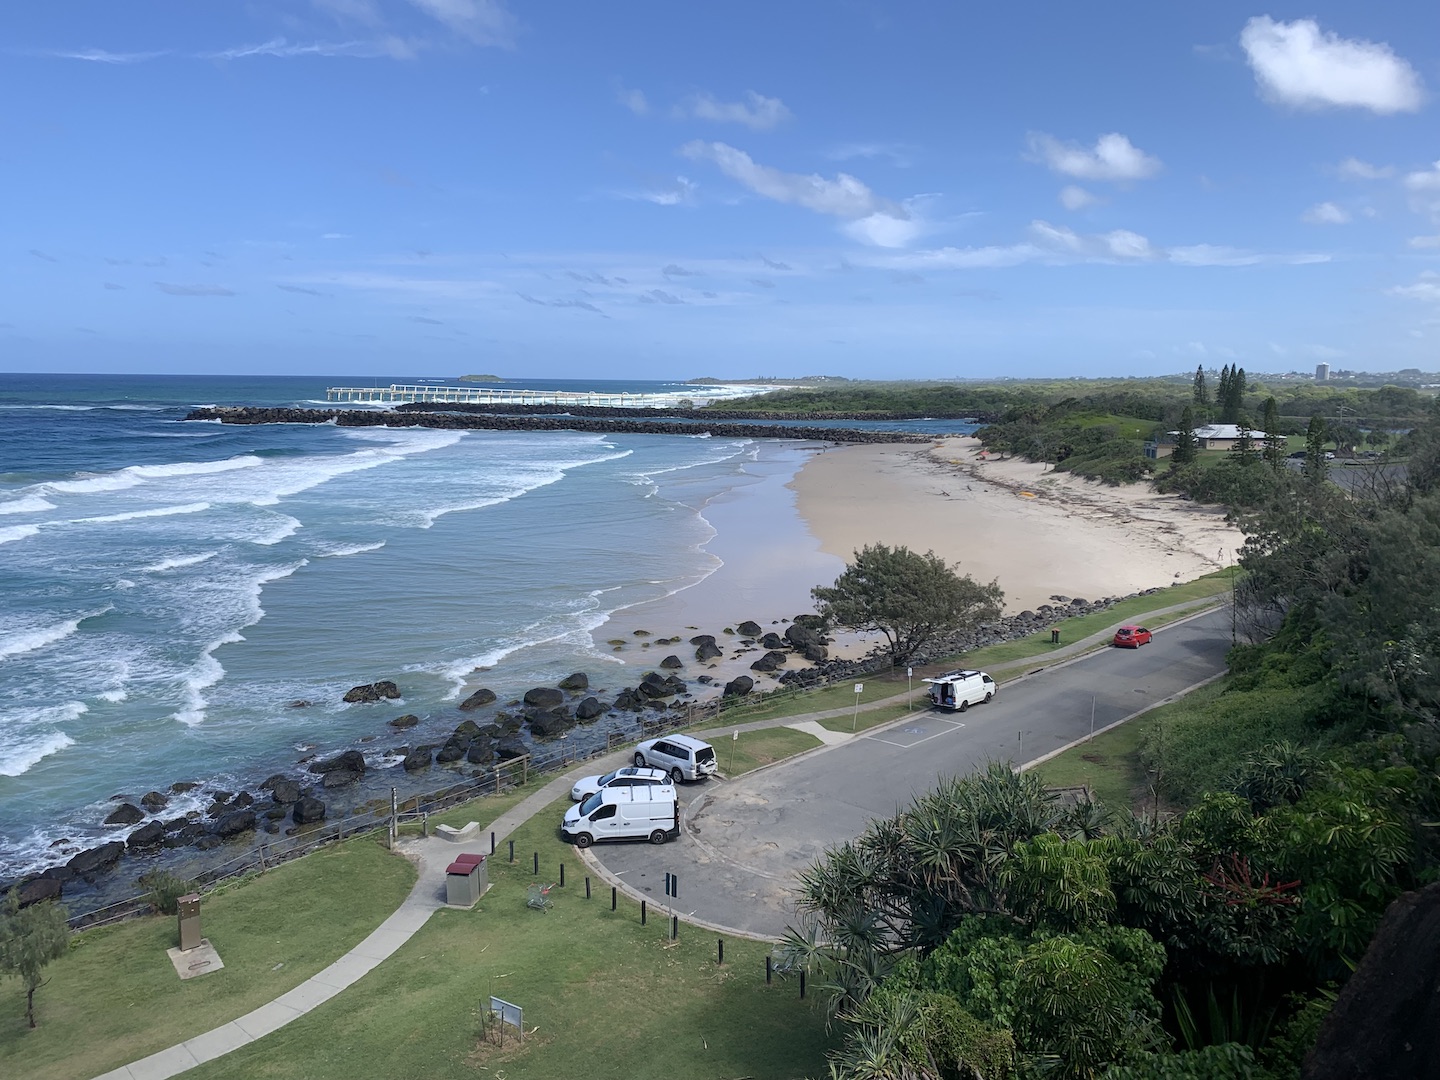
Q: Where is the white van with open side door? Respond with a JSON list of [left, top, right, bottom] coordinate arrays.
[[922, 669, 996, 712], [561, 785, 679, 848]]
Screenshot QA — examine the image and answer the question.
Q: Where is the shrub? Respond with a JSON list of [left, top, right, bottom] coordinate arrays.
[[140, 871, 197, 915]]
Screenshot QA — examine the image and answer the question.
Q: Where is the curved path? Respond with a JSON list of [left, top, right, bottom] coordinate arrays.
[[92, 596, 1226, 1080]]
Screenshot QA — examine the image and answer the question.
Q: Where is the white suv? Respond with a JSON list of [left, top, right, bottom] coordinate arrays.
[[569, 766, 674, 803], [633, 734, 718, 782]]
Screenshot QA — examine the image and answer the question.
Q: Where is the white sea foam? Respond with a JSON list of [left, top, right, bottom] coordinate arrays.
[[98, 688, 128, 703], [0, 524, 41, 545], [0, 729, 78, 777], [140, 551, 220, 573], [76, 501, 212, 525], [250, 514, 302, 546], [45, 454, 264, 496], [0, 609, 109, 663], [0, 495, 56, 515], [317, 541, 386, 558]]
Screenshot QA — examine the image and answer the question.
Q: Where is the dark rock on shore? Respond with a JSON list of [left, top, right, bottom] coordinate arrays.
[[689, 634, 716, 647], [458, 688, 496, 710], [322, 769, 362, 789], [293, 797, 327, 825], [213, 810, 257, 838], [659, 654, 683, 670], [140, 791, 169, 812], [164, 823, 206, 848], [127, 820, 166, 850], [495, 735, 528, 761], [558, 672, 589, 691], [343, 680, 401, 703], [388, 713, 420, 729], [310, 750, 366, 776], [104, 802, 145, 827], [724, 676, 754, 697], [523, 686, 564, 709], [760, 632, 785, 650], [750, 650, 788, 672], [465, 739, 494, 766], [269, 778, 302, 805], [170, 780, 200, 794], [435, 737, 469, 764], [736, 620, 763, 637], [9, 876, 63, 907], [575, 696, 605, 721], [402, 747, 433, 771], [528, 708, 576, 739], [785, 623, 825, 650], [67, 842, 125, 877], [695, 640, 723, 662]]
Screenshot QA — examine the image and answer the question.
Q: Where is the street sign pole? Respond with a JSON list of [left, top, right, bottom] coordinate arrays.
[[852, 683, 863, 732]]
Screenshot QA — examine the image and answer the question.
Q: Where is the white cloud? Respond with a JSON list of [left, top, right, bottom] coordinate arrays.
[[682, 91, 792, 131], [634, 176, 697, 207], [618, 87, 649, 115], [1405, 162, 1440, 222], [407, 0, 518, 47], [1059, 185, 1099, 210], [1239, 16, 1424, 113], [1410, 235, 1440, 249], [1028, 221, 1156, 260], [1169, 244, 1263, 267], [680, 141, 915, 246], [1026, 132, 1162, 182], [1336, 157, 1394, 181], [1302, 201, 1351, 225], [42, 48, 168, 63], [1406, 162, 1440, 192], [205, 37, 402, 60], [827, 143, 913, 167], [1391, 275, 1440, 303]]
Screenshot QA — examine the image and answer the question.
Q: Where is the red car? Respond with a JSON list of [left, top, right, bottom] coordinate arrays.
[[1113, 625, 1152, 648]]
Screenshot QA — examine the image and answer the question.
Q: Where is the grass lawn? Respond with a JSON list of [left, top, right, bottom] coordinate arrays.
[[719, 726, 823, 776], [397, 774, 557, 837], [1028, 711, 1162, 813], [0, 837, 416, 1080], [184, 798, 836, 1080]]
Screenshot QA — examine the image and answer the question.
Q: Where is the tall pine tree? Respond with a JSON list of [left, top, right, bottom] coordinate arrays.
[[1262, 397, 1286, 473], [1304, 415, 1328, 487], [1172, 406, 1197, 466], [1193, 364, 1208, 407]]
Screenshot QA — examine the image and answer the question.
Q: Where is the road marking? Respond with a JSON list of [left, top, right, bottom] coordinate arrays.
[[868, 718, 966, 748]]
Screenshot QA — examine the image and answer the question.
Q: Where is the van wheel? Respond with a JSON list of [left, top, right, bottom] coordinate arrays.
[[574, 833, 593, 849], [670, 767, 685, 784], [649, 829, 667, 845], [958, 698, 969, 712], [633, 752, 646, 767], [984, 692, 993, 703]]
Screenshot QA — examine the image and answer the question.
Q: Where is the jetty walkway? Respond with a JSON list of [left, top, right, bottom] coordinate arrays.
[[89, 594, 1223, 1080], [325, 384, 700, 407]]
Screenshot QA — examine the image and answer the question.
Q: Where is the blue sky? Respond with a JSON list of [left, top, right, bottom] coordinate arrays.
[[3, 2, 1439, 379]]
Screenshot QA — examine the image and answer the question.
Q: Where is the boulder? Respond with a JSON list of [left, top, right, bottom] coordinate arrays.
[[1069, 598, 1089, 608], [453, 719, 483, 740], [434, 736, 470, 764], [287, 699, 313, 708], [689, 634, 717, 648], [68, 841, 125, 877], [163, 823, 206, 848], [126, 820, 166, 850], [784, 623, 824, 650], [575, 696, 605, 721], [659, 654, 684, 670], [343, 680, 401, 703], [170, 780, 200, 794], [802, 643, 829, 663], [612, 689, 644, 712], [465, 738, 494, 766], [264, 805, 289, 820], [1305, 882, 1440, 1080], [270, 778, 302, 805], [523, 686, 564, 709], [140, 790, 169, 813], [212, 809, 257, 838], [494, 735, 528, 761], [104, 802, 145, 827], [750, 650, 789, 672], [723, 676, 754, 698], [388, 713, 420, 729], [695, 640, 723, 662], [760, 632, 785, 650], [293, 797, 327, 825], [310, 750, 366, 776], [11, 876, 63, 907], [527, 709, 576, 739], [321, 769, 361, 789], [558, 672, 589, 692], [231, 791, 254, 810], [458, 687, 496, 711], [736, 620, 763, 638], [194, 834, 224, 851]]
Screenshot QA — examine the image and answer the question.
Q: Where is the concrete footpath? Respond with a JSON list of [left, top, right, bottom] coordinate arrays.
[[91, 594, 1221, 1079]]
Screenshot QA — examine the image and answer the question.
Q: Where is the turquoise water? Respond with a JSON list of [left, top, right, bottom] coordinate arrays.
[[0, 374, 810, 880]]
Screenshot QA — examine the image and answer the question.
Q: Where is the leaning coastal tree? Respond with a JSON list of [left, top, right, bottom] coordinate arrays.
[[811, 543, 1003, 666], [0, 890, 70, 1029]]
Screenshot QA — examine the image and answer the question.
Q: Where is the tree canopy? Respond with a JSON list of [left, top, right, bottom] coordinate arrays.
[[811, 544, 1004, 666], [0, 891, 70, 1028]]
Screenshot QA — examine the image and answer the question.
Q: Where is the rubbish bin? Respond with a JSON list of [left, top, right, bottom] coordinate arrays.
[[453, 852, 488, 894], [446, 860, 482, 907]]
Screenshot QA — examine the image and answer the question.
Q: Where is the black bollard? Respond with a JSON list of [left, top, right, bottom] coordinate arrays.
[[641, 899, 647, 926], [559, 862, 565, 888], [533, 851, 538, 875], [585, 876, 591, 899], [671, 914, 677, 940], [611, 885, 617, 911], [508, 839, 514, 863], [765, 955, 772, 984], [490, 831, 495, 855], [718, 939, 724, 965], [800, 970, 806, 999]]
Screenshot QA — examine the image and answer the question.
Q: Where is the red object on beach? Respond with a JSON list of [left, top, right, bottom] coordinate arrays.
[[454, 853, 484, 867]]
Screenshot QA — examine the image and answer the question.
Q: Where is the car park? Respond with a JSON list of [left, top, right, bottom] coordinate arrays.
[[633, 734, 717, 782], [569, 766, 673, 802], [1113, 625, 1152, 648], [561, 786, 679, 848], [922, 669, 997, 712]]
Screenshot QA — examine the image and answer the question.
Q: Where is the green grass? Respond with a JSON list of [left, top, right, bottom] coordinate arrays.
[[0, 837, 416, 1080], [816, 702, 917, 734], [396, 773, 556, 837], [719, 726, 823, 775], [1029, 711, 1162, 812], [183, 798, 836, 1080]]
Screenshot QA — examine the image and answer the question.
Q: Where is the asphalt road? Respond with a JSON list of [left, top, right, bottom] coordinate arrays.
[[585, 607, 1234, 939]]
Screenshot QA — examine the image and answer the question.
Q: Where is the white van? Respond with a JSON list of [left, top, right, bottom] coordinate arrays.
[[922, 669, 996, 712], [561, 785, 679, 848]]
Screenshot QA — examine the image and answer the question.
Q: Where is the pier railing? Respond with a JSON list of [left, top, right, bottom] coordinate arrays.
[[325, 384, 697, 408]]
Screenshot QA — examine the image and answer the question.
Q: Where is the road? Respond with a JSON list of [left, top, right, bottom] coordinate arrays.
[[586, 607, 1234, 938]]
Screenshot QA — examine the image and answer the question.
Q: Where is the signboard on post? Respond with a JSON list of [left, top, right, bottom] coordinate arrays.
[[490, 996, 523, 1036], [852, 683, 863, 731]]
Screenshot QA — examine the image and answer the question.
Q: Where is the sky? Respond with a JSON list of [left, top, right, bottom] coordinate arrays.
[[3, 2, 1440, 380]]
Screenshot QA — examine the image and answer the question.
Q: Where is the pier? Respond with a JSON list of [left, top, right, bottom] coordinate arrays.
[[325, 384, 697, 408]]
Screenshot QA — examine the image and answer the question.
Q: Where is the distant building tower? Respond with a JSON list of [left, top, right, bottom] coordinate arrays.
[[1316, 363, 1330, 381]]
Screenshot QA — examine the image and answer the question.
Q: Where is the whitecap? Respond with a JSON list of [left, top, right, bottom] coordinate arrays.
[[75, 502, 212, 525], [317, 541, 386, 558], [249, 514, 301, 546], [140, 551, 220, 573], [0, 495, 56, 515], [0, 610, 109, 663], [0, 524, 41, 546], [0, 730, 77, 777]]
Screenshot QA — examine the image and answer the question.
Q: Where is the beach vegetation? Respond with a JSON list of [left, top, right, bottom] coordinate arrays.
[[0, 891, 70, 1030], [812, 544, 1004, 666]]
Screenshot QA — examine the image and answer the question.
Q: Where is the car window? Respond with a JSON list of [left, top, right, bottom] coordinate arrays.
[[591, 804, 617, 821], [653, 741, 674, 756], [580, 792, 603, 815], [598, 770, 618, 785], [695, 746, 716, 764], [1138, 627, 1149, 634]]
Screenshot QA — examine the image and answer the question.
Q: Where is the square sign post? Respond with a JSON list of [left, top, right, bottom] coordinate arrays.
[[852, 683, 863, 731]]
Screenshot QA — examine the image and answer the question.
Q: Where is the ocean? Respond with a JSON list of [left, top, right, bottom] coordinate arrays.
[[0, 373, 973, 893]]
